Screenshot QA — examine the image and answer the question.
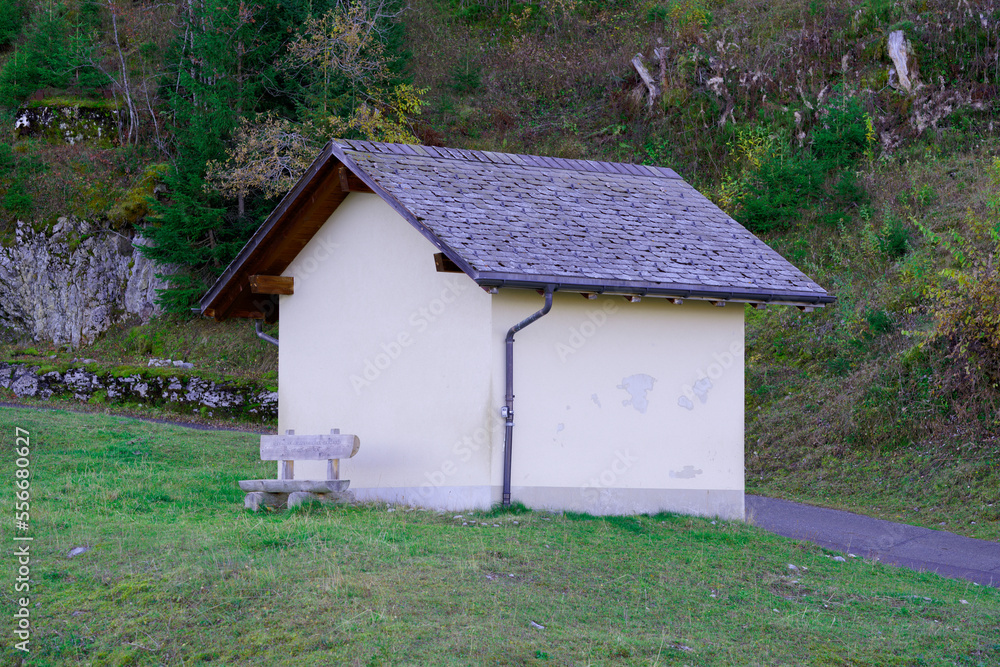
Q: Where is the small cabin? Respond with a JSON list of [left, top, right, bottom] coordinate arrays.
[[201, 140, 833, 519]]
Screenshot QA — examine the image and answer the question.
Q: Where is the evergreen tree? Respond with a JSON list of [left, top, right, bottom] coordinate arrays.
[[0, 2, 108, 109], [140, 0, 300, 311], [0, 0, 30, 49], [141, 0, 413, 312]]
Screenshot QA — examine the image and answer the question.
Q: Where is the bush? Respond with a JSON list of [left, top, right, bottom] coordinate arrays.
[[813, 97, 869, 170], [449, 60, 481, 94], [738, 154, 825, 233], [0, 142, 47, 223], [732, 95, 872, 234]]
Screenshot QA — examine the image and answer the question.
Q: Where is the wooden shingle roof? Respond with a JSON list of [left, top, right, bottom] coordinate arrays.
[[200, 140, 833, 320]]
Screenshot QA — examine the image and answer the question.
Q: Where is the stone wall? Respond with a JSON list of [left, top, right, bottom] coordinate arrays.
[[0, 217, 170, 346], [0, 362, 277, 421]]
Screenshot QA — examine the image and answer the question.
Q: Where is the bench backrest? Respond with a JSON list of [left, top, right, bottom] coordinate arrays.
[[259, 430, 360, 461]]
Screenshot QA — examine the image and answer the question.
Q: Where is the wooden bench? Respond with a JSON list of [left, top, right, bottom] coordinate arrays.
[[239, 429, 361, 510]]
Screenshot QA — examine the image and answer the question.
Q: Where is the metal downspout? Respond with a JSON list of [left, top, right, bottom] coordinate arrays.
[[502, 287, 554, 507], [255, 320, 279, 347]]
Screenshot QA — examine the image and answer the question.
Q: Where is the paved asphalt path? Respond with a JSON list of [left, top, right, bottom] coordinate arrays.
[[747, 495, 1000, 588]]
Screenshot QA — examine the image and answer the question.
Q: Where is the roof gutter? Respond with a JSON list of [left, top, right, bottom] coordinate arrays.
[[502, 287, 554, 507], [476, 273, 836, 306]]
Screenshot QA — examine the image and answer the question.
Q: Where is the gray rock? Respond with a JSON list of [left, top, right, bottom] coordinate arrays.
[[0, 218, 173, 347], [11, 371, 38, 397]]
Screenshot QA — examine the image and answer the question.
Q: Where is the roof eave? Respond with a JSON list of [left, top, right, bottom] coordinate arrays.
[[474, 272, 836, 306], [199, 142, 337, 316]]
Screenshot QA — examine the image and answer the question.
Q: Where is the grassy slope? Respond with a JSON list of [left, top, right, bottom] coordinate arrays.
[[1, 406, 999, 666], [743, 140, 1000, 542], [0, 316, 277, 384], [0, 316, 280, 428]]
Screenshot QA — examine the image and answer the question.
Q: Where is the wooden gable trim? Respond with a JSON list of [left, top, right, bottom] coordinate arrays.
[[205, 152, 353, 321], [201, 141, 482, 322]]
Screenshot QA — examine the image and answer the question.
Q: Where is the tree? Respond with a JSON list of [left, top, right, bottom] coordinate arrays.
[[141, 0, 415, 312], [0, 2, 105, 109], [140, 0, 299, 311], [282, 1, 395, 115], [281, 0, 411, 133], [84, 0, 174, 144], [0, 0, 31, 49], [205, 113, 318, 200]]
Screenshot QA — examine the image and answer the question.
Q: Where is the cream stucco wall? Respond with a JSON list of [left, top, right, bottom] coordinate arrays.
[[276, 193, 745, 518], [490, 291, 744, 519], [278, 194, 496, 509]]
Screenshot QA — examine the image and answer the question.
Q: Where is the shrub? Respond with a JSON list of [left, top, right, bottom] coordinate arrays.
[[920, 164, 1000, 390], [730, 95, 872, 234], [865, 308, 893, 335], [449, 60, 481, 94], [813, 96, 870, 170]]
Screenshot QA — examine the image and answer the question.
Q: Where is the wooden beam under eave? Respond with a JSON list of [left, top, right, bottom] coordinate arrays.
[[250, 275, 294, 295], [434, 252, 462, 273], [338, 164, 373, 193]]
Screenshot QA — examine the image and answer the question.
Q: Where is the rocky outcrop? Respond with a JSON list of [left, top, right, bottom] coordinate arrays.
[[15, 105, 118, 146], [0, 217, 171, 347], [0, 362, 278, 421]]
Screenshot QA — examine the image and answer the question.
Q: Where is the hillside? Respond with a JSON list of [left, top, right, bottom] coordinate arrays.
[[0, 0, 999, 533]]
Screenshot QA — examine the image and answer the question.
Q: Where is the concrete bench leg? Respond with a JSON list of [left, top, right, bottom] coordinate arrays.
[[245, 492, 288, 511], [287, 491, 318, 509], [287, 490, 356, 509]]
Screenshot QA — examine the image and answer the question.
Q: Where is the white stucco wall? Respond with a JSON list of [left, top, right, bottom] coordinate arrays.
[[277, 194, 745, 518]]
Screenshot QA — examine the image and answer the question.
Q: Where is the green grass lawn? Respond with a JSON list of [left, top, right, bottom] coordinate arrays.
[[1, 407, 998, 666]]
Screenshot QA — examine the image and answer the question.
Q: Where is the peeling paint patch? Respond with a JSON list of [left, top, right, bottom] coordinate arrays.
[[677, 396, 694, 410], [693, 377, 713, 404], [669, 465, 703, 479], [618, 374, 656, 413], [591, 393, 601, 408]]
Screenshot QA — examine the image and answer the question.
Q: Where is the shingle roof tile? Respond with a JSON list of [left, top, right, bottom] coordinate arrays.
[[334, 140, 831, 302]]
